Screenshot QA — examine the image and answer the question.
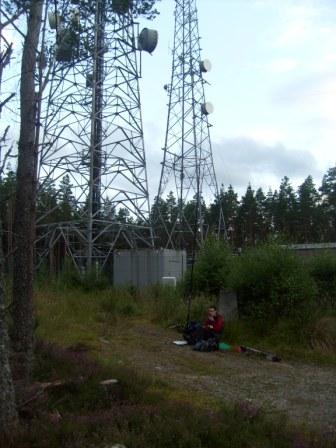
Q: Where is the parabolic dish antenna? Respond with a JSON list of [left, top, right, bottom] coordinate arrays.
[[200, 59, 212, 73], [138, 28, 159, 54], [201, 101, 214, 115]]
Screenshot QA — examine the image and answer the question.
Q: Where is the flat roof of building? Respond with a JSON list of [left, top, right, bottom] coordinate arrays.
[[285, 243, 336, 250]]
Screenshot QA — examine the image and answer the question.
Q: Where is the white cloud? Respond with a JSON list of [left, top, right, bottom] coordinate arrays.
[[271, 72, 336, 169], [275, 21, 312, 47], [317, 51, 336, 71], [212, 137, 321, 194], [268, 58, 299, 74], [272, 2, 328, 49], [274, 73, 336, 122], [233, 127, 283, 146]]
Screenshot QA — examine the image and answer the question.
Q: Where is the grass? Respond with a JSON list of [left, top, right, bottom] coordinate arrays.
[[5, 282, 333, 447], [222, 315, 336, 366], [35, 281, 336, 365]]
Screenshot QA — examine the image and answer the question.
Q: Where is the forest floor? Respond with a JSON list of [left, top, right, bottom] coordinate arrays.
[[96, 319, 336, 437]]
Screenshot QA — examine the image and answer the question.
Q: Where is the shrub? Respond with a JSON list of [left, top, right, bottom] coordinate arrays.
[[306, 252, 336, 307], [228, 244, 317, 324], [186, 237, 232, 297]]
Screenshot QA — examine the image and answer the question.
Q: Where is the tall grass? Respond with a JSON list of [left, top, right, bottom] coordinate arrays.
[[35, 280, 212, 341], [35, 242, 336, 357], [37, 258, 110, 292]]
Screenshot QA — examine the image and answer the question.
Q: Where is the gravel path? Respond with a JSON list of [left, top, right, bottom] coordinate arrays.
[[102, 321, 336, 435]]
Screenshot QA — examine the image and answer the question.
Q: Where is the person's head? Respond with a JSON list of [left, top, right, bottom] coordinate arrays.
[[207, 306, 217, 317]]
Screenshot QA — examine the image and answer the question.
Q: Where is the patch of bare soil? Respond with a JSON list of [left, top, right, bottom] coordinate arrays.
[[101, 320, 336, 436]]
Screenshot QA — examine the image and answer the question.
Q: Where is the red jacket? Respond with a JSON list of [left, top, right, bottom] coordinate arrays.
[[203, 314, 224, 334]]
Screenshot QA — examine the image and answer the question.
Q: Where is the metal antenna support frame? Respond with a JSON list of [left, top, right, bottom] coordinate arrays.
[[155, 0, 225, 249], [37, 0, 153, 272]]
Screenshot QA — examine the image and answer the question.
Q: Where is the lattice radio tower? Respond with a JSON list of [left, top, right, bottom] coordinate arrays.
[[155, 0, 225, 249], [37, 0, 158, 271]]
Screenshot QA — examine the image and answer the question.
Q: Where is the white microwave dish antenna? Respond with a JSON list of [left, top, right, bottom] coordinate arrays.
[[200, 59, 212, 73]]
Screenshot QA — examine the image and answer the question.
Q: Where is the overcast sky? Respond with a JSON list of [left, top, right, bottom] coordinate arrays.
[[138, 0, 336, 198], [2, 0, 336, 201]]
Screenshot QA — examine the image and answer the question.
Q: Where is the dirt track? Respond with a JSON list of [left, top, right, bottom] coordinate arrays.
[[101, 320, 336, 435]]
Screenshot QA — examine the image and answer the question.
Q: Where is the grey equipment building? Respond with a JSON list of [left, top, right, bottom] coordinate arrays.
[[113, 249, 187, 288]]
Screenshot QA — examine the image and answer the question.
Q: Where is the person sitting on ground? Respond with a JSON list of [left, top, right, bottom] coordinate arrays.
[[202, 306, 224, 342], [183, 306, 224, 347]]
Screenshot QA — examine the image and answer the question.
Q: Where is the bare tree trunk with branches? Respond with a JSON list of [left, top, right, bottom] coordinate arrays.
[[0, 248, 18, 437], [0, 4, 19, 435], [11, 0, 44, 383]]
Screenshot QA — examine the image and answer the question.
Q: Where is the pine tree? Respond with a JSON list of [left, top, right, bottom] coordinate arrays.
[[166, 191, 178, 228], [223, 185, 239, 243], [36, 179, 58, 224], [0, 242, 18, 433], [273, 176, 297, 241], [11, 0, 44, 382], [151, 195, 170, 247], [57, 174, 77, 221], [236, 184, 257, 246], [0, 171, 16, 264], [264, 188, 275, 237], [208, 185, 238, 242], [297, 175, 320, 242], [183, 195, 207, 248], [319, 166, 336, 241], [255, 187, 268, 242], [0, 2, 22, 429]]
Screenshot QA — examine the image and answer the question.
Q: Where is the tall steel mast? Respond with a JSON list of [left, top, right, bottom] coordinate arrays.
[[155, 0, 225, 249], [37, 0, 157, 271]]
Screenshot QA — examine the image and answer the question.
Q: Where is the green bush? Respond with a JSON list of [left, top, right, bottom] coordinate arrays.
[[228, 244, 317, 325], [306, 252, 336, 306], [186, 237, 232, 296]]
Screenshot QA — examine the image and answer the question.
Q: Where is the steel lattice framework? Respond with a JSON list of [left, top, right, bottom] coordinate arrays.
[[37, 0, 154, 271], [155, 0, 225, 249]]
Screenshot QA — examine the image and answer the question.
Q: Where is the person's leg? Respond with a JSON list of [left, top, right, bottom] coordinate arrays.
[[202, 329, 215, 340]]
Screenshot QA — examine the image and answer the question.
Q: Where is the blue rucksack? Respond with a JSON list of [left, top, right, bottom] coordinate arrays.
[[183, 320, 202, 345]]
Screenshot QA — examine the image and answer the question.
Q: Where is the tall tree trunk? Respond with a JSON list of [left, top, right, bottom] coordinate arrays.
[[0, 280, 18, 437], [0, 8, 20, 437], [0, 219, 18, 437], [11, 0, 44, 383]]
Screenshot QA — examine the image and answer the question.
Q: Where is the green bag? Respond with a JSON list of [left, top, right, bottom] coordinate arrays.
[[218, 342, 232, 351]]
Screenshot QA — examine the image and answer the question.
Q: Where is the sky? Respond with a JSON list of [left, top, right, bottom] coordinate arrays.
[[138, 0, 336, 198], [1, 0, 336, 201]]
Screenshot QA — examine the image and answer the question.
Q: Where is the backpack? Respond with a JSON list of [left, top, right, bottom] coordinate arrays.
[[183, 320, 202, 345]]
